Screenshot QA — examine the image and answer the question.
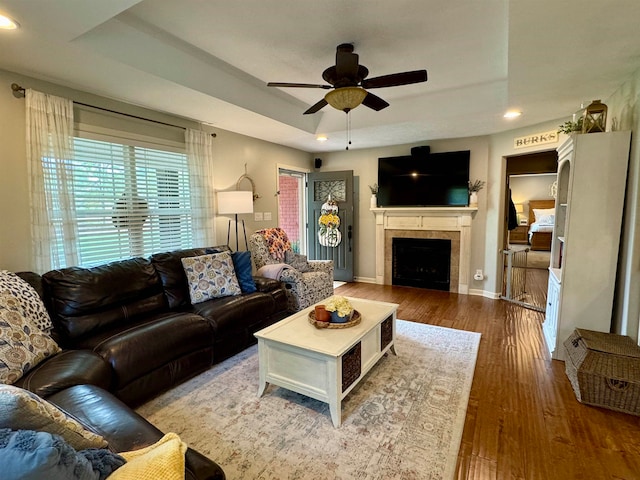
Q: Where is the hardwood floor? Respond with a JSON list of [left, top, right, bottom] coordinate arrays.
[[334, 282, 640, 480]]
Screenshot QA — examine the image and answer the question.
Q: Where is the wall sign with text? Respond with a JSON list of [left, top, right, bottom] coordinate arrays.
[[513, 130, 559, 149]]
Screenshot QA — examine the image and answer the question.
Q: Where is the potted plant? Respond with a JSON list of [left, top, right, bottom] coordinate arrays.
[[368, 183, 378, 209], [468, 180, 485, 207], [324, 296, 354, 323], [558, 118, 583, 135]]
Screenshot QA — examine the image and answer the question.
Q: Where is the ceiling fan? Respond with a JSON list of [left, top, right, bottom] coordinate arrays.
[[267, 43, 428, 115]]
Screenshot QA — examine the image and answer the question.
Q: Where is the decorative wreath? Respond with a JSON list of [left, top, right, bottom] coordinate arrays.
[[318, 195, 342, 247]]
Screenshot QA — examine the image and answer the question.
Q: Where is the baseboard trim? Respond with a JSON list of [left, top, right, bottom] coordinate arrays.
[[353, 276, 377, 284], [350, 278, 500, 300], [468, 288, 501, 299]]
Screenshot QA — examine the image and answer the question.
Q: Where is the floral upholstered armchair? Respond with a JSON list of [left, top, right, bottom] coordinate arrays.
[[249, 228, 334, 312]]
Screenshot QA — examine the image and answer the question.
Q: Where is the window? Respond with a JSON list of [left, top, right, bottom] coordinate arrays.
[[45, 136, 193, 267]]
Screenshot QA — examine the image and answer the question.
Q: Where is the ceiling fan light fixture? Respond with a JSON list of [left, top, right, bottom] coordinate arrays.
[[325, 87, 368, 113]]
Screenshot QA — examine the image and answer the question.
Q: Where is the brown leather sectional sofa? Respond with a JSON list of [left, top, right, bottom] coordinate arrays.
[[15, 245, 289, 480]]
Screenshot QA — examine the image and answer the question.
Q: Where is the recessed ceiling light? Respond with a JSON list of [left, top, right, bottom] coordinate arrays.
[[0, 14, 19, 30], [316, 135, 328, 142], [504, 110, 522, 119]]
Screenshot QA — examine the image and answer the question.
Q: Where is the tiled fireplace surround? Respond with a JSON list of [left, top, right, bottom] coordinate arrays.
[[372, 207, 475, 294]]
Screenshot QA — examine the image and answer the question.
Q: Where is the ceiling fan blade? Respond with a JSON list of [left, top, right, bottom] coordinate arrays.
[[268, 82, 331, 89], [303, 98, 328, 115], [362, 92, 389, 111], [361, 70, 428, 89]]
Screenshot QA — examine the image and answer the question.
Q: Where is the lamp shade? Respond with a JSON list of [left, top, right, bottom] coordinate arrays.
[[217, 191, 254, 214], [325, 87, 368, 113], [515, 203, 524, 214]]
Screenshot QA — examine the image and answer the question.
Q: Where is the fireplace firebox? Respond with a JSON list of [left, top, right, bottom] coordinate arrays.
[[392, 238, 451, 291]]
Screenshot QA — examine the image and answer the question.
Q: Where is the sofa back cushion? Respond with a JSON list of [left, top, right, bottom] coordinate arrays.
[[42, 258, 166, 341], [150, 246, 230, 309]]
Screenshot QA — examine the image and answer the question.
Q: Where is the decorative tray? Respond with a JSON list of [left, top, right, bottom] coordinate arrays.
[[308, 309, 361, 329]]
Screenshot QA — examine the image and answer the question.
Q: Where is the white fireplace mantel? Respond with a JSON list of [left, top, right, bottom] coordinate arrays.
[[371, 206, 476, 294]]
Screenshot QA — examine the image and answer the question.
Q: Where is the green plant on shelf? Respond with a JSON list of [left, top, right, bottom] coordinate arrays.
[[468, 180, 486, 193]]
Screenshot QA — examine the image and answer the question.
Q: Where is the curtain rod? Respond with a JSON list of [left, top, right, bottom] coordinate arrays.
[[11, 83, 216, 138]]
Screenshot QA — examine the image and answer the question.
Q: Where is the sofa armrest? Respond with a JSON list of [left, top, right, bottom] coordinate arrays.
[[47, 385, 225, 480], [13, 350, 113, 399], [252, 275, 285, 293]]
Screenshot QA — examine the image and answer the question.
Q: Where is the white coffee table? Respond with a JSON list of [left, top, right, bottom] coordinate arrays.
[[254, 297, 398, 427]]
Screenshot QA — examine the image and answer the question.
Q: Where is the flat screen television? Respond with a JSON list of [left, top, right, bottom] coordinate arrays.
[[377, 150, 470, 207]]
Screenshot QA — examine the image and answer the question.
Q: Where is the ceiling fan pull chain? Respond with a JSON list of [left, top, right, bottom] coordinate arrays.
[[346, 111, 352, 150]]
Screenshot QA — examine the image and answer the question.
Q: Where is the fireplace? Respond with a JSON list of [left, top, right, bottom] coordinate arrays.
[[372, 206, 474, 294], [392, 238, 451, 291]]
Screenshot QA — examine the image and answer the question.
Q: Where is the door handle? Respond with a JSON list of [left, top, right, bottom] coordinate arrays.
[[348, 225, 352, 252]]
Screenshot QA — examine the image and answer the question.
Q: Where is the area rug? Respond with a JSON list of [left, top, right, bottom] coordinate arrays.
[[510, 245, 550, 269], [137, 320, 481, 479], [526, 249, 551, 269]]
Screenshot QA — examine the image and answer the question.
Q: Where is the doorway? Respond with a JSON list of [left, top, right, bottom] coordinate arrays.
[[502, 151, 558, 311], [277, 166, 308, 254]]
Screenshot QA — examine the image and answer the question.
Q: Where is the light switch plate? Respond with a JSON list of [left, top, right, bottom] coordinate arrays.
[[254, 212, 263, 221], [264, 212, 272, 221]]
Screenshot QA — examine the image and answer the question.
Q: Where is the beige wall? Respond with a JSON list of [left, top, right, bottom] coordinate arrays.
[[211, 128, 311, 249], [319, 137, 490, 290], [0, 69, 311, 272], [320, 126, 566, 297], [608, 66, 640, 341], [3, 68, 639, 339], [0, 71, 30, 271]]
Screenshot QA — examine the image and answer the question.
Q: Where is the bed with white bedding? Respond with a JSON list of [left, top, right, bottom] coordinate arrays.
[[528, 200, 555, 251]]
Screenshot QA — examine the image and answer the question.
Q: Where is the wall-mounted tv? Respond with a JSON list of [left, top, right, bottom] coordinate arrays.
[[377, 150, 470, 207]]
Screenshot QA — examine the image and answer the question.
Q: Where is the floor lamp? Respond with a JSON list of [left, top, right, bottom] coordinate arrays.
[[217, 191, 254, 251]]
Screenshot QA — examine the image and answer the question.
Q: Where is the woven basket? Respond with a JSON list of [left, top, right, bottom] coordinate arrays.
[[308, 310, 361, 329], [564, 328, 640, 416]]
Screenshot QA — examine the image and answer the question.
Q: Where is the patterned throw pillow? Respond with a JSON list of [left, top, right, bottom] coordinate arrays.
[[284, 251, 311, 273], [0, 271, 53, 333], [0, 286, 61, 385], [0, 385, 108, 450], [181, 252, 242, 304]]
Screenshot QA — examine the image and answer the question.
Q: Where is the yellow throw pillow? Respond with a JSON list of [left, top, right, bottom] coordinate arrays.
[[109, 432, 186, 480]]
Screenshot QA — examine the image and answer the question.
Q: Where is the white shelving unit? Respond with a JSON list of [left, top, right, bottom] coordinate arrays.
[[543, 131, 631, 360]]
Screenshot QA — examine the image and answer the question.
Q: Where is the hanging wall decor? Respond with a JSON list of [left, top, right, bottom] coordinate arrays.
[[318, 195, 341, 247]]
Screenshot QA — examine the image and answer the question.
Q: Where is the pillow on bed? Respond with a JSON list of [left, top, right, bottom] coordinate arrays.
[[533, 208, 555, 224]]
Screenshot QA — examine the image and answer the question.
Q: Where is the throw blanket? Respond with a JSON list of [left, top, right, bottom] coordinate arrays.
[[255, 228, 291, 261], [257, 263, 290, 280]]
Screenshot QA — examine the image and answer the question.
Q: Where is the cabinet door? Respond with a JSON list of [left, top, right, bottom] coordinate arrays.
[[543, 274, 560, 355]]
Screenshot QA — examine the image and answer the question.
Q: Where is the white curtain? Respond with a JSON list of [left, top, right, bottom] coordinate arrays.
[[185, 128, 216, 246], [25, 89, 77, 272]]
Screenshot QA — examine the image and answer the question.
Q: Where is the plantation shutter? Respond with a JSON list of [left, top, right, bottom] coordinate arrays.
[[45, 136, 193, 267]]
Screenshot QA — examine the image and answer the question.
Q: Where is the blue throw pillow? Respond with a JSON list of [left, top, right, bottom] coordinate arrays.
[[0, 429, 125, 480], [0, 428, 98, 480], [78, 448, 126, 480], [232, 251, 257, 293]]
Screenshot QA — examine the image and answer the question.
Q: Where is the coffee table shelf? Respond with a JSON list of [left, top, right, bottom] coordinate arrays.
[[254, 297, 398, 427]]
